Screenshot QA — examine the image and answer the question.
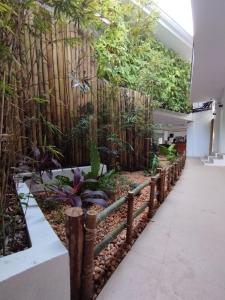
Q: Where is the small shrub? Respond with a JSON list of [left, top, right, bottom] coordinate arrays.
[[159, 144, 177, 162]]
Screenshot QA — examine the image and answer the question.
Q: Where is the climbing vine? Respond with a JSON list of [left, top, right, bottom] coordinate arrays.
[[94, 1, 191, 113]]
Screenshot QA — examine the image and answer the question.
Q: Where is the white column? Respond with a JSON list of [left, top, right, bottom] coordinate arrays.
[[213, 101, 221, 153], [217, 89, 225, 153], [163, 130, 169, 143]]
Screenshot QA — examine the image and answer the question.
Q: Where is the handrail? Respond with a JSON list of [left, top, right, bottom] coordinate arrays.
[[95, 155, 185, 254], [66, 154, 186, 300], [96, 179, 151, 224], [94, 200, 149, 257]]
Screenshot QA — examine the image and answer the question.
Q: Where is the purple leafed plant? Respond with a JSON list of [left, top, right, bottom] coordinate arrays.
[[33, 146, 62, 180], [47, 168, 108, 208], [16, 145, 62, 182]]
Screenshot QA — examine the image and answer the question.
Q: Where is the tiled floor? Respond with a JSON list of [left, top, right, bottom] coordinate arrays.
[[97, 159, 225, 300]]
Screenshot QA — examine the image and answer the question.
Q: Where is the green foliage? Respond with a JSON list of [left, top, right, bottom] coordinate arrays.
[[140, 40, 192, 113], [148, 152, 159, 176], [159, 144, 177, 162], [89, 142, 101, 178], [98, 169, 117, 192], [68, 103, 94, 140], [121, 104, 152, 137], [106, 133, 134, 153], [55, 175, 71, 187], [95, 1, 191, 113]]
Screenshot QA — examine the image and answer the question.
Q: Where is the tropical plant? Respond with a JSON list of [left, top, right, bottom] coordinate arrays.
[[148, 152, 159, 176], [97, 169, 117, 192], [47, 168, 108, 208], [16, 143, 63, 188], [99, 133, 134, 170], [95, 1, 191, 113], [89, 142, 101, 178], [159, 144, 177, 162]]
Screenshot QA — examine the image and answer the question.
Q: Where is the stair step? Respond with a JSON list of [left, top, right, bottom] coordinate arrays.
[[202, 153, 225, 166]]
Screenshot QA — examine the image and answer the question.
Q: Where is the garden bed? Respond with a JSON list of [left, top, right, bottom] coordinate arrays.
[[1, 172, 70, 300], [0, 184, 29, 257], [34, 171, 156, 298]]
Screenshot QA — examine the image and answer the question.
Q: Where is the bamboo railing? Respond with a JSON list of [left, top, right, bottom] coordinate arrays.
[[65, 154, 186, 300]]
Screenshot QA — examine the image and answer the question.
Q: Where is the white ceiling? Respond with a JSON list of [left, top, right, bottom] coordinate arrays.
[[191, 0, 225, 102], [155, 11, 193, 62], [153, 109, 192, 129], [137, 2, 193, 61], [157, 0, 193, 36]]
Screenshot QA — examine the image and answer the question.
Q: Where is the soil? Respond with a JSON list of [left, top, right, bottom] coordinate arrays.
[[35, 171, 159, 298], [0, 183, 30, 257]]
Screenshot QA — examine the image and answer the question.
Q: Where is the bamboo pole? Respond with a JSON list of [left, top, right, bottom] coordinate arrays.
[[171, 165, 175, 185], [94, 220, 127, 257], [160, 169, 166, 203], [174, 163, 178, 181], [126, 191, 134, 244], [148, 179, 155, 218], [65, 207, 84, 300], [96, 180, 150, 224], [81, 210, 97, 300], [157, 168, 162, 203], [179, 159, 182, 176], [167, 167, 171, 192]]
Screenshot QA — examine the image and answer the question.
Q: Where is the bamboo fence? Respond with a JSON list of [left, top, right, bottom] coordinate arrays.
[[65, 155, 186, 300], [1, 20, 152, 172]]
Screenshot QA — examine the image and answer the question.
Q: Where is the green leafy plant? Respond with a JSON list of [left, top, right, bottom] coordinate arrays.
[[159, 144, 177, 162], [95, 1, 191, 113], [89, 142, 101, 178], [98, 169, 117, 192], [148, 152, 159, 176], [47, 168, 108, 209], [99, 133, 134, 170]]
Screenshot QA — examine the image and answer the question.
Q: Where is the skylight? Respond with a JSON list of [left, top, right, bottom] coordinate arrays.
[[157, 0, 193, 36]]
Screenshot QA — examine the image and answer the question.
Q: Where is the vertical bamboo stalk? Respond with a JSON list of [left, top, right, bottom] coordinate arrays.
[[126, 191, 134, 244], [157, 168, 163, 203], [148, 179, 155, 218], [158, 170, 162, 203], [175, 163, 178, 181], [167, 167, 171, 192], [171, 165, 175, 185], [177, 160, 180, 176], [65, 207, 84, 300], [179, 159, 182, 176], [161, 169, 166, 202], [174, 164, 177, 183], [81, 210, 97, 300]]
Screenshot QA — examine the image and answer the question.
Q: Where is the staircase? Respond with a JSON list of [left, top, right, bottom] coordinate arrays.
[[202, 153, 225, 166]]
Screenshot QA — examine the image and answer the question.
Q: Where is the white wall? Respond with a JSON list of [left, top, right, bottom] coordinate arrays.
[[187, 110, 212, 157], [0, 178, 70, 300], [168, 130, 187, 139], [213, 88, 225, 154], [1, 165, 108, 300]]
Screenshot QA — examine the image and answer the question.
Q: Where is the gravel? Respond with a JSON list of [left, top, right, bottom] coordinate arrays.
[[35, 171, 158, 298]]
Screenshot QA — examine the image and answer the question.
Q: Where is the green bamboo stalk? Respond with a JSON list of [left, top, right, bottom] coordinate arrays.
[[96, 180, 150, 225], [96, 195, 127, 225], [133, 201, 148, 219], [94, 220, 127, 257]]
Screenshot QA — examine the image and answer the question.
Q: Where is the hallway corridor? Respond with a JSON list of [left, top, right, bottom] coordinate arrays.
[[97, 159, 225, 300]]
